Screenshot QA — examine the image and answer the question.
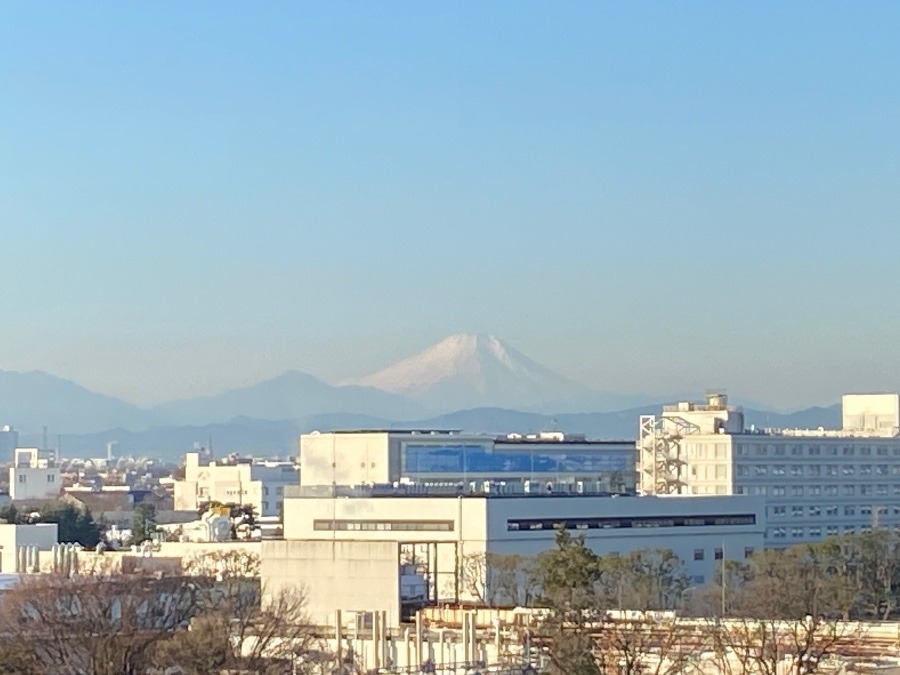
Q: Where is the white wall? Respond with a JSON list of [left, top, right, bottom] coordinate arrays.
[[842, 394, 900, 432], [262, 540, 401, 627], [300, 433, 392, 487], [9, 466, 60, 500], [0, 524, 58, 573]]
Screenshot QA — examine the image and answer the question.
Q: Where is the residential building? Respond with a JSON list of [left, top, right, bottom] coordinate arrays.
[[638, 392, 900, 546], [300, 430, 635, 492], [173, 452, 298, 517], [9, 448, 60, 501]]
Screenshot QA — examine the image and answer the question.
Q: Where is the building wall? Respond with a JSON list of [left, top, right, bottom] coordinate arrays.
[[261, 539, 401, 627], [9, 466, 60, 500], [176, 455, 296, 517], [842, 394, 900, 432], [300, 433, 393, 487], [0, 524, 58, 573]]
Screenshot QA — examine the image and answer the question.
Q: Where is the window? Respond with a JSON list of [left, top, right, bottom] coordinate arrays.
[[792, 506, 804, 517], [807, 486, 821, 496], [878, 484, 889, 495], [860, 446, 872, 456], [827, 526, 839, 536], [743, 547, 754, 558], [735, 444, 748, 456], [825, 446, 838, 456], [791, 486, 804, 497], [753, 486, 767, 496], [693, 575, 705, 585], [808, 505, 821, 517], [772, 527, 786, 538], [843, 446, 855, 456], [861, 485, 873, 496], [790, 445, 803, 456], [756, 444, 769, 456], [825, 485, 838, 496], [772, 506, 786, 517], [844, 506, 856, 516], [826, 506, 838, 517], [877, 464, 889, 475], [774, 445, 785, 456], [694, 549, 705, 561], [843, 485, 856, 496], [772, 486, 786, 496], [755, 465, 768, 476], [791, 527, 804, 538], [809, 526, 822, 537], [845, 526, 856, 534], [737, 466, 750, 477], [860, 465, 872, 476], [826, 465, 838, 476], [843, 465, 855, 475], [772, 465, 786, 476], [808, 465, 821, 477], [17, 474, 25, 483], [263, 501, 269, 511], [861, 505, 872, 516], [316, 519, 455, 532], [276, 486, 284, 495], [714, 548, 723, 560], [715, 465, 727, 479], [47, 474, 55, 483], [808, 446, 821, 456], [877, 446, 888, 456]]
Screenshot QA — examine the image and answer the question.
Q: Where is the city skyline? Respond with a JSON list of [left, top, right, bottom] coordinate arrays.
[[4, 3, 900, 408]]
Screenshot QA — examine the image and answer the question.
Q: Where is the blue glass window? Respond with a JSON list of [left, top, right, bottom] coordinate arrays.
[[402, 444, 629, 475]]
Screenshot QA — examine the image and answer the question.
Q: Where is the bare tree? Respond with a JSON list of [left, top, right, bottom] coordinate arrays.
[[0, 572, 202, 674]]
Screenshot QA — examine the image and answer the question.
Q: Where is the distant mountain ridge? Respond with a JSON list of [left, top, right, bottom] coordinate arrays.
[[45, 404, 843, 462]]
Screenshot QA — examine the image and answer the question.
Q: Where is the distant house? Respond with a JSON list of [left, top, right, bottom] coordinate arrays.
[[62, 488, 172, 528]]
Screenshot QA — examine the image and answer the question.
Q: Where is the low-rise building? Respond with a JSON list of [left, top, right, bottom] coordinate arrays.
[[0, 523, 58, 573], [9, 448, 60, 501], [174, 452, 298, 517]]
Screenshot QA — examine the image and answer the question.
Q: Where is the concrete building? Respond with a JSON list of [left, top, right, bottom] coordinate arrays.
[[9, 448, 60, 501], [264, 483, 764, 627], [0, 523, 58, 573], [300, 430, 636, 493], [638, 392, 900, 546], [173, 452, 298, 517]]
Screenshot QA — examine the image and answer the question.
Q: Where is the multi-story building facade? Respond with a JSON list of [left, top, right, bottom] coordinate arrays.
[[9, 448, 60, 501], [638, 392, 900, 546], [300, 430, 635, 493], [173, 452, 299, 517]]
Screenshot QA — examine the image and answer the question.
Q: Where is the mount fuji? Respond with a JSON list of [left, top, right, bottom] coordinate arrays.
[[354, 333, 624, 413]]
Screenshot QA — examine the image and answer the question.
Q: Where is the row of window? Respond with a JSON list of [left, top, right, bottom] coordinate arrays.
[[738, 484, 899, 497], [313, 519, 455, 532], [737, 464, 898, 477], [16, 474, 56, 483], [772, 504, 892, 518], [261, 500, 283, 512], [262, 486, 284, 496], [737, 444, 900, 457], [506, 514, 756, 532], [693, 546, 754, 561], [769, 524, 900, 539]]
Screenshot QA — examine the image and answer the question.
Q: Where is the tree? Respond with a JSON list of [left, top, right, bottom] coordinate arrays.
[[132, 502, 157, 545], [38, 501, 102, 548], [0, 572, 203, 674]]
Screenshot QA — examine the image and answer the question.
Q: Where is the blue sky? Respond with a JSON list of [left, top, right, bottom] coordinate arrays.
[[2, 2, 900, 408]]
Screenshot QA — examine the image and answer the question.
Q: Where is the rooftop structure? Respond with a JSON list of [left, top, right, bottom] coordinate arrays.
[[9, 448, 60, 501], [300, 430, 636, 494]]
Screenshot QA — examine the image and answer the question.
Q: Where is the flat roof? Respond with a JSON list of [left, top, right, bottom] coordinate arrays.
[[323, 429, 463, 435]]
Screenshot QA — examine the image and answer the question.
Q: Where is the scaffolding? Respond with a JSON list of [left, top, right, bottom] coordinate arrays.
[[638, 415, 701, 495]]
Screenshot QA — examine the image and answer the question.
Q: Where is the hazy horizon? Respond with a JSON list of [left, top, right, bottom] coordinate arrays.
[[4, 3, 900, 409]]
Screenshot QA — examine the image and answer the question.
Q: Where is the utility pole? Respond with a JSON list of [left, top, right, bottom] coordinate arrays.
[[720, 540, 727, 616]]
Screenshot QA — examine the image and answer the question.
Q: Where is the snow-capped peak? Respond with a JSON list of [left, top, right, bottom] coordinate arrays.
[[355, 333, 587, 410]]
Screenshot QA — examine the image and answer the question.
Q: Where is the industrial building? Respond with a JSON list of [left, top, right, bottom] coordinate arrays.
[[173, 452, 298, 517], [263, 481, 764, 627], [638, 392, 900, 546], [300, 429, 636, 493]]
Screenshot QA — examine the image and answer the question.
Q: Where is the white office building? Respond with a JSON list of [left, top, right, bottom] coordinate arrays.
[[638, 392, 900, 546], [9, 448, 60, 501], [264, 484, 764, 627], [300, 430, 636, 492], [173, 452, 299, 517]]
